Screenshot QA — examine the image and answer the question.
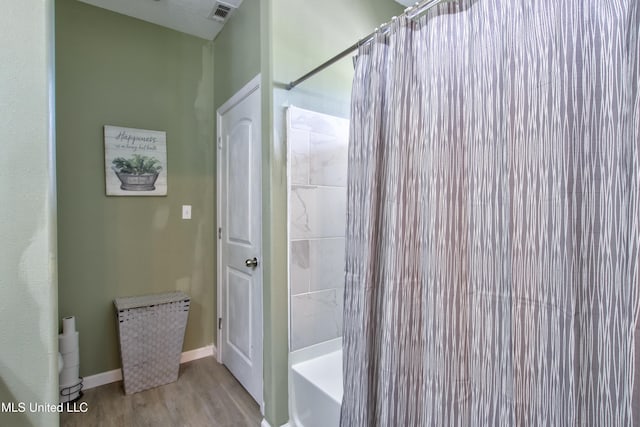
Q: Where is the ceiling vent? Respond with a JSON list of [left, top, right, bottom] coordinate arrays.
[[208, 1, 236, 22]]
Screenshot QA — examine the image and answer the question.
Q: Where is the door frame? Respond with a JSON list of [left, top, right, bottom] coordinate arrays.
[[215, 74, 263, 394]]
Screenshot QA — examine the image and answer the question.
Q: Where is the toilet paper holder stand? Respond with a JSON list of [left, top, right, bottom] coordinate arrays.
[[60, 378, 84, 403]]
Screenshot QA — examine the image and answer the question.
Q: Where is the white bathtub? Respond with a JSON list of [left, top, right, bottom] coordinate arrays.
[[290, 343, 343, 427]]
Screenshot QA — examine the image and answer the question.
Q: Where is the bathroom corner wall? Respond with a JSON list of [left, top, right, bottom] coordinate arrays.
[[0, 0, 58, 425], [287, 107, 349, 350]]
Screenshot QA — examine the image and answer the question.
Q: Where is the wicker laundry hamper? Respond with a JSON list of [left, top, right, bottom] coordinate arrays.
[[114, 291, 190, 394]]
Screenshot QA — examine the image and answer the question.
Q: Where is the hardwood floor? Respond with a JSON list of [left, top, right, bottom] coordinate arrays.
[[60, 356, 262, 427]]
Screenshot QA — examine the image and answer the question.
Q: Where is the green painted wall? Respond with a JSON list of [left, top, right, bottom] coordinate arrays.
[[0, 0, 58, 426], [213, 0, 262, 111], [56, 0, 215, 377], [260, 2, 285, 425]]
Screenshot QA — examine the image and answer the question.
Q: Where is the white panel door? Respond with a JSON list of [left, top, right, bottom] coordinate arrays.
[[217, 75, 262, 405]]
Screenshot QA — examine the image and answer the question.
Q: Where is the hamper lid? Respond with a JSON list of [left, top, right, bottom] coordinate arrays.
[[114, 291, 190, 311]]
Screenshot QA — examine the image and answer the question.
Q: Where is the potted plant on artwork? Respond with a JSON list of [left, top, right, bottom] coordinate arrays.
[[111, 154, 162, 191]]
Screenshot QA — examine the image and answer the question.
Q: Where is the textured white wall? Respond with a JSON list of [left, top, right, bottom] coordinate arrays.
[[0, 0, 58, 426]]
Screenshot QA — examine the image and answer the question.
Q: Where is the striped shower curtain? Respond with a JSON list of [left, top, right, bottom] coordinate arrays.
[[341, 1, 640, 426]]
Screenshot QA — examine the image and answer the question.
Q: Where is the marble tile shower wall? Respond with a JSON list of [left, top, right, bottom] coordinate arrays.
[[287, 106, 350, 351]]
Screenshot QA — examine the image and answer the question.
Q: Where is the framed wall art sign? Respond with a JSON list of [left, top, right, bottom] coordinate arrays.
[[104, 125, 167, 196]]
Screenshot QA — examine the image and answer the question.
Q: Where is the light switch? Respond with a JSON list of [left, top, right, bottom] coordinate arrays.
[[182, 205, 192, 220]]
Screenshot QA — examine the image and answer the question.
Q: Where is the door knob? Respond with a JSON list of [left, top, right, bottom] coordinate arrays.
[[245, 257, 259, 268]]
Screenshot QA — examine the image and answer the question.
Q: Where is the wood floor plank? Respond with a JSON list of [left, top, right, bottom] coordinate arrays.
[[60, 357, 262, 427]]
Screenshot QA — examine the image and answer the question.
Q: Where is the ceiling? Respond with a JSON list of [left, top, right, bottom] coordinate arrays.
[[77, 0, 243, 40]]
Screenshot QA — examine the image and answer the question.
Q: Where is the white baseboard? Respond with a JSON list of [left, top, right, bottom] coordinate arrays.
[[83, 368, 122, 390], [82, 344, 217, 390], [180, 344, 216, 363]]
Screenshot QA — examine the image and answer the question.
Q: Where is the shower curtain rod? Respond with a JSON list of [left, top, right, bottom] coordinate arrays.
[[285, 0, 451, 91]]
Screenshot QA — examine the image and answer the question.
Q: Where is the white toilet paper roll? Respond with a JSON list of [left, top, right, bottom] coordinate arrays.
[[60, 374, 79, 389], [58, 332, 78, 354], [60, 365, 80, 386], [59, 315, 81, 404], [62, 316, 76, 335], [61, 350, 79, 367]]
